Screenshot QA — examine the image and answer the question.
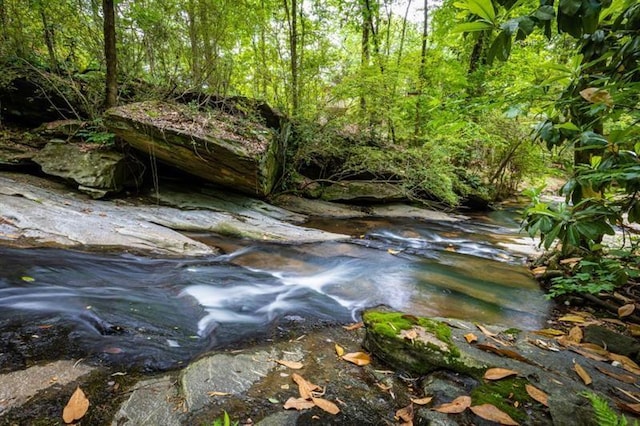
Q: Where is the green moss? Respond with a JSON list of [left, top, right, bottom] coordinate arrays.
[[502, 328, 522, 336], [470, 377, 533, 423], [212, 223, 265, 240], [363, 311, 451, 342]]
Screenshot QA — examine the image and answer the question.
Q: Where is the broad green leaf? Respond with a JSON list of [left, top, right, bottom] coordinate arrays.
[[534, 5, 556, 21], [487, 31, 512, 64], [452, 21, 494, 33], [466, 0, 496, 23], [559, 0, 582, 16], [556, 122, 580, 131]]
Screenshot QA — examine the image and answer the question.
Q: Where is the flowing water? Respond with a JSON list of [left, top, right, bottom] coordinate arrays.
[[0, 209, 549, 371]]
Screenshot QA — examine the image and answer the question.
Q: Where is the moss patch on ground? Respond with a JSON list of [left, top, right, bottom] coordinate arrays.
[[470, 377, 533, 422]]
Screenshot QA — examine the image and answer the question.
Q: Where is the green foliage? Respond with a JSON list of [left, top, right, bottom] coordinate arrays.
[[581, 391, 638, 426], [547, 256, 629, 297], [77, 120, 115, 146], [210, 411, 237, 426]]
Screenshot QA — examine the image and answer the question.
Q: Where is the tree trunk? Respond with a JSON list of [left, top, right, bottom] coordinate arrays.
[[186, 0, 201, 85], [360, 1, 370, 114], [284, 0, 299, 115], [38, 4, 58, 71], [0, 0, 6, 47], [103, 0, 118, 108]]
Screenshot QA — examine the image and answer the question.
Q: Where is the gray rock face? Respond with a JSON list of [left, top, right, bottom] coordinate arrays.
[[105, 101, 282, 197], [320, 181, 407, 203], [32, 142, 140, 198], [111, 376, 183, 426]]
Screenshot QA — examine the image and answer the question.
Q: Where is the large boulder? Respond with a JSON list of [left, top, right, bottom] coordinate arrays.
[[105, 101, 282, 197], [32, 142, 140, 198], [320, 181, 407, 203]]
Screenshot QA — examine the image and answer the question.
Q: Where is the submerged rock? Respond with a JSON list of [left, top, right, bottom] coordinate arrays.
[[105, 101, 282, 197]]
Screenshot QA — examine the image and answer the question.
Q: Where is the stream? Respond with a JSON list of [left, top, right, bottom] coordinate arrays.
[[0, 209, 549, 371]]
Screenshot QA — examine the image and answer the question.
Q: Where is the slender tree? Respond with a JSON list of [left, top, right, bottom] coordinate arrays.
[[103, 0, 117, 108]]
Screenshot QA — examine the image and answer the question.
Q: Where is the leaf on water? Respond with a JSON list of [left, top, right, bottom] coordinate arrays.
[[568, 326, 583, 343], [475, 323, 498, 337], [410, 396, 433, 405], [343, 322, 364, 331], [618, 304, 636, 318], [594, 365, 637, 384], [525, 384, 549, 407], [341, 352, 371, 366], [433, 395, 471, 414], [208, 391, 231, 397], [283, 397, 315, 410], [62, 387, 89, 424], [558, 315, 586, 323], [311, 397, 340, 415], [395, 403, 414, 422], [21, 276, 35, 282], [534, 328, 565, 337], [574, 362, 592, 385], [292, 373, 320, 400], [470, 404, 519, 425], [276, 359, 304, 370], [464, 333, 478, 343], [483, 368, 518, 381], [335, 344, 345, 357]]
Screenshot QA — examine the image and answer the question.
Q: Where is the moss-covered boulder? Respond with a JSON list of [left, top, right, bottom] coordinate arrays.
[[105, 101, 282, 197], [362, 310, 487, 377]]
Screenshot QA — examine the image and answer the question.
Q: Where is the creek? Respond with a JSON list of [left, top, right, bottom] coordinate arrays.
[[0, 208, 549, 371]]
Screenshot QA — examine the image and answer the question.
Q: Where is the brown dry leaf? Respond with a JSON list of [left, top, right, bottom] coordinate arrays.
[[528, 338, 560, 352], [558, 315, 586, 323], [311, 397, 340, 415], [464, 333, 478, 344], [342, 352, 371, 366], [283, 397, 315, 411], [594, 365, 637, 384], [476, 344, 532, 364], [395, 403, 414, 423], [335, 344, 345, 357], [534, 328, 565, 337], [376, 382, 392, 392], [484, 368, 518, 381], [475, 323, 498, 337], [531, 266, 547, 276], [618, 402, 640, 416], [433, 395, 471, 414], [276, 360, 304, 370], [292, 373, 320, 400], [615, 387, 640, 403], [570, 346, 610, 362], [411, 396, 433, 405], [619, 304, 636, 318], [343, 322, 364, 331], [574, 362, 592, 385], [62, 387, 89, 424], [568, 326, 583, 344], [525, 384, 549, 407], [470, 404, 519, 425], [628, 324, 640, 337], [609, 353, 640, 375], [559, 257, 582, 266], [401, 329, 419, 342], [602, 318, 627, 327], [580, 87, 613, 106], [207, 391, 231, 397]]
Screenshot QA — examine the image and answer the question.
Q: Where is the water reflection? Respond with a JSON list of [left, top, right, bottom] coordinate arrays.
[[0, 213, 548, 370]]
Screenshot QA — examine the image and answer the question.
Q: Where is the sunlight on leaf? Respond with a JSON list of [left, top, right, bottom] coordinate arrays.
[[534, 328, 565, 337], [395, 403, 414, 423], [341, 352, 371, 366], [21, 276, 35, 282], [208, 391, 231, 397], [411, 396, 433, 405], [470, 404, 519, 425], [483, 368, 518, 380], [335, 344, 345, 357], [464, 333, 478, 343], [618, 304, 635, 318], [525, 384, 549, 407], [558, 315, 586, 323], [62, 387, 89, 424], [292, 373, 320, 400], [433, 395, 471, 414], [568, 326, 583, 343]]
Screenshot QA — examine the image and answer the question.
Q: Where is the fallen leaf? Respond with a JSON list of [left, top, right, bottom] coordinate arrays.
[[341, 352, 371, 366], [534, 328, 565, 337], [618, 402, 640, 416], [21, 276, 35, 282], [268, 397, 279, 403], [410, 396, 433, 405], [343, 322, 364, 331], [476, 323, 498, 337], [208, 391, 231, 397], [525, 384, 549, 407], [528, 338, 560, 352], [401, 329, 418, 342], [560, 257, 582, 266], [569, 346, 610, 362], [275, 359, 304, 370], [614, 292, 634, 304], [470, 404, 519, 425], [464, 333, 478, 343], [615, 386, 640, 403], [292, 373, 320, 399], [375, 382, 392, 392], [476, 344, 533, 364], [395, 403, 414, 423], [574, 362, 592, 385], [311, 397, 340, 415], [62, 387, 89, 424], [283, 397, 315, 410], [628, 324, 640, 337], [531, 266, 547, 276], [594, 365, 637, 384], [433, 395, 471, 414], [483, 368, 518, 381], [335, 344, 345, 357], [387, 248, 401, 255], [619, 304, 636, 318], [567, 326, 583, 344], [558, 315, 586, 323], [609, 353, 640, 375]]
